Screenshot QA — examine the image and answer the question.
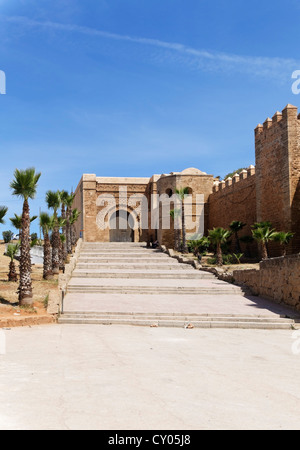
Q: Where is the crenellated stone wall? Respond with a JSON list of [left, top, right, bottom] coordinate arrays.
[[208, 165, 257, 254]]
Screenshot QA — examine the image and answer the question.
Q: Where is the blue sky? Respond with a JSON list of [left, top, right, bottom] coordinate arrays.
[[0, 0, 300, 235]]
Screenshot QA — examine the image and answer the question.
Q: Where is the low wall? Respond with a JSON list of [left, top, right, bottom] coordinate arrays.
[[233, 254, 300, 311], [5, 244, 44, 264]]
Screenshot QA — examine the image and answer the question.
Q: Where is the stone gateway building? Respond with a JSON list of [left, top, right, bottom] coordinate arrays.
[[73, 104, 300, 257]]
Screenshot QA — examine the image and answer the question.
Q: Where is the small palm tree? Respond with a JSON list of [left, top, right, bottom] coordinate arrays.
[[40, 212, 54, 280], [252, 226, 276, 260], [175, 187, 190, 254], [230, 221, 246, 253], [6, 243, 20, 282], [0, 206, 8, 225], [10, 168, 41, 305], [208, 227, 232, 266], [46, 191, 61, 274], [170, 208, 181, 251], [272, 231, 294, 257]]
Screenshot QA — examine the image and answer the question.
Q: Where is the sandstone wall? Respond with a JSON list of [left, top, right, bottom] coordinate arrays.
[[208, 167, 257, 254], [72, 177, 84, 239], [233, 254, 300, 311], [255, 104, 300, 255], [156, 172, 214, 248]]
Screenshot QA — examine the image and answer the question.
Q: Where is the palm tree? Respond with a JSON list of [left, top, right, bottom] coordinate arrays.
[[252, 226, 276, 260], [252, 221, 273, 230], [272, 231, 294, 256], [175, 187, 190, 254], [10, 168, 41, 305], [70, 209, 81, 247], [46, 190, 61, 274], [170, 208, 181, 251], [39, 212, 54, 280], [6, 243, 20, 282], [10, 213, 38, 239], [0, 206, 8, 225], [229, 221, 246, 253], [208, 227, 232, 266], [65, 193, 75, 254]]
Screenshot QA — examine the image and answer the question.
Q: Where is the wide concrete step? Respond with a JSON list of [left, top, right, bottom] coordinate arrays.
[[77, 257, 181, 264], [67, 285, 247, 295], [58, 312, 294, 329], [72, 269, 214, 279], [79, 252, 163, 258], [76, 263, 192, 270], [60, 311, 294, 323]]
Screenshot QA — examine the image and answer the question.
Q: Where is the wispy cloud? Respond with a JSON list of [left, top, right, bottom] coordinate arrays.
[[1, 14, 299, 78]]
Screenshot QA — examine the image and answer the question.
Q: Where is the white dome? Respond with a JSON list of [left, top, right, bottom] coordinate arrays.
[[180, 167, 207, 175]]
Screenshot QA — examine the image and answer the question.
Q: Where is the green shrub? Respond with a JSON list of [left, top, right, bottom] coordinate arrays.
[[2, 230, 14, 243]]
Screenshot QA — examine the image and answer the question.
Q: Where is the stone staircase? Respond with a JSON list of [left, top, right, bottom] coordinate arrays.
[[58, 243, 298, 329]]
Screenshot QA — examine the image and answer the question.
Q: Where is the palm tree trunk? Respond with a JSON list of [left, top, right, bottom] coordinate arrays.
[[8, 260, 18, 282], [181, 204, 188, 253], [59, 237, 65, 271], [66, 207, 72, 254], [71, 224, 76, 247], [234, 232, 241, 253], [216, 243, 223, 266], [175, 229, 180, 251], [43, 233, 53, 280], [261, 242, 268, 260], [61, 204, 67, 262], [19, 199, 33, 304], [52, 226, 60, 274]]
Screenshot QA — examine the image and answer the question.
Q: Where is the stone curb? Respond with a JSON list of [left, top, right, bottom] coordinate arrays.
[[55, 238, 83, 314]]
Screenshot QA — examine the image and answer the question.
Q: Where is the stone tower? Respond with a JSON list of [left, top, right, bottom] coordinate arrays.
[[255, 104, 300, 254]]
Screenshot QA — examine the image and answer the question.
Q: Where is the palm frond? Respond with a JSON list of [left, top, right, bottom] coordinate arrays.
[[10, 168, 41, 200], [46, 190, 61, 213], [0, 206, 8, 224]]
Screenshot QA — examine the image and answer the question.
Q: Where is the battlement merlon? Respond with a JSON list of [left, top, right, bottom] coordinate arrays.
[[212, 166, 255, 193], [255, 104, 299, 138]]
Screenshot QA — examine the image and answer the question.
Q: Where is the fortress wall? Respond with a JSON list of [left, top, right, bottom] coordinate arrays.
[[255, 105, 300, 255], [208, 167, 257, 254]]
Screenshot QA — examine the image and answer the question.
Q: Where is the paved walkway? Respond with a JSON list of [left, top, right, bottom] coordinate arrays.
[[1, 324, 300, 430]]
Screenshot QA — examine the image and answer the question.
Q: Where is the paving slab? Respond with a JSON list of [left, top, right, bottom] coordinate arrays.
[[1, 325, 300, 430], [62, 292, 298, 318]]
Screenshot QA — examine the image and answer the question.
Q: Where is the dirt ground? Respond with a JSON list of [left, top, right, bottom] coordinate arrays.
[[176, 251, 260, 272], [0, 241, 58, 325]]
